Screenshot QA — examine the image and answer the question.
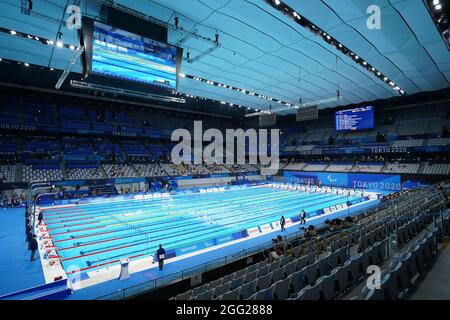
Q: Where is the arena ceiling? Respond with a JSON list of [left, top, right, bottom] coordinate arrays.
[[0, 0, 449, 114]]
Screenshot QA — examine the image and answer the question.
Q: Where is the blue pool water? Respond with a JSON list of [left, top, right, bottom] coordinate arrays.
[[42, 185, 360, 274]]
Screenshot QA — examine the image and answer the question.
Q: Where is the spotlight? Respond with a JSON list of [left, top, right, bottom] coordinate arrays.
[[363, 61, 367, 65], [50, 68, 54, 71], [435, 4, 442, 10], [0, 58, 2, 61], [433, 0, 439, 4], [274, 0, 281, 5], [34, 36, 39, 41], [56, 41, 63, 48], [354, 55, 359, 60], [24, 62, 29, 67], [69, 45, 75, 50], [10, 30, 16, 35]]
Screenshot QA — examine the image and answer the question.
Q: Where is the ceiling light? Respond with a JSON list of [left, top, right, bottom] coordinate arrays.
[[274, 0, 281, 5], [435, 4, 442, 10], [10, 30, 17, 35], [363, 61, 367, 65], [433, 0, 439, 4], [69, 45, 75, 50], [0, 58, 2, 62], [24, 63, 29, 67], [354, 55, 359, 60], [56, 41, 63, 48]]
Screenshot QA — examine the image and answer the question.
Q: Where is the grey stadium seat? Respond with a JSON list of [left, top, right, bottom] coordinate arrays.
[[175, 290, 192, 300], [256, 272, 272, 291], [283, 261, 296, 278], [271, 268, 284, 284], [239, 280, 257, 300], [271, 278, 290, 300], [229, 277, 244, 291], [219, 288, 240, 300], [244, 270, 257, 283], [287, 270, 304, 295], [249, 288, 273, 300]]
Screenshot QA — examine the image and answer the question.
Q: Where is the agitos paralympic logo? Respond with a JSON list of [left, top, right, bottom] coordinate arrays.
[[170, 121, 280, 175]]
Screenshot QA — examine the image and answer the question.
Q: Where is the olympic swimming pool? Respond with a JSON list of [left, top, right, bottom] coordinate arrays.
[[40, 185, 365, 277]]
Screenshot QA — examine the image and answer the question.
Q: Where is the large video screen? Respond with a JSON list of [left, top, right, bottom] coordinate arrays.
[[335, 106, 374, 131], [91, 21, 178, 89]]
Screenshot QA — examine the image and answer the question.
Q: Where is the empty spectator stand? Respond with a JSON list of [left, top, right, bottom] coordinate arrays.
[[133, 163, 165, 177], [0, 164, 15, 183], [102, 163, 139, 178], [302, 162, 329, 171], [351, 162, 384, 173], [22, 161, 63, 182], [325, 162, 354, 172], [65, 162, 104, 180], [383, 163, 420, 174]]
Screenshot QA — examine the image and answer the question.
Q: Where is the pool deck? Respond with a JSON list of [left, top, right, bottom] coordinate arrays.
[[0, 207, 46, 297]]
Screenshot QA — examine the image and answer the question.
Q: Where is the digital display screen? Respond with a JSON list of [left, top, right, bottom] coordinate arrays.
[[335, 106, 374, 131], [91, 21, 178, 89]]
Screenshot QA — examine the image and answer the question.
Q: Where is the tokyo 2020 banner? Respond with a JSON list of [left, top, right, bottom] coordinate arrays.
[[283, 171, 401, 191]]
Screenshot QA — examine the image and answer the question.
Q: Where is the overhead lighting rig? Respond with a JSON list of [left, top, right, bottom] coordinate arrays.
[[423, 0, 450, 51], [263, 0, 406, 95]]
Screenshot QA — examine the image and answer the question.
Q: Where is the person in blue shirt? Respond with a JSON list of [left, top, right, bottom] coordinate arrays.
[[156, 244, 166, 271]]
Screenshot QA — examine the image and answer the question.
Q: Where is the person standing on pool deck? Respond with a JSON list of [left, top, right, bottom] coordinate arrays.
[[156, 244, 166, 271], [280, 215, 286, 232], [300, 209, 307, 224], [30, 234, 38, 261], [37, 210, 44, 226]]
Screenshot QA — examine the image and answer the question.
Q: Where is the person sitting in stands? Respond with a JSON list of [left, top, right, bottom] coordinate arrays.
[[304, 225, 317, 238]]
